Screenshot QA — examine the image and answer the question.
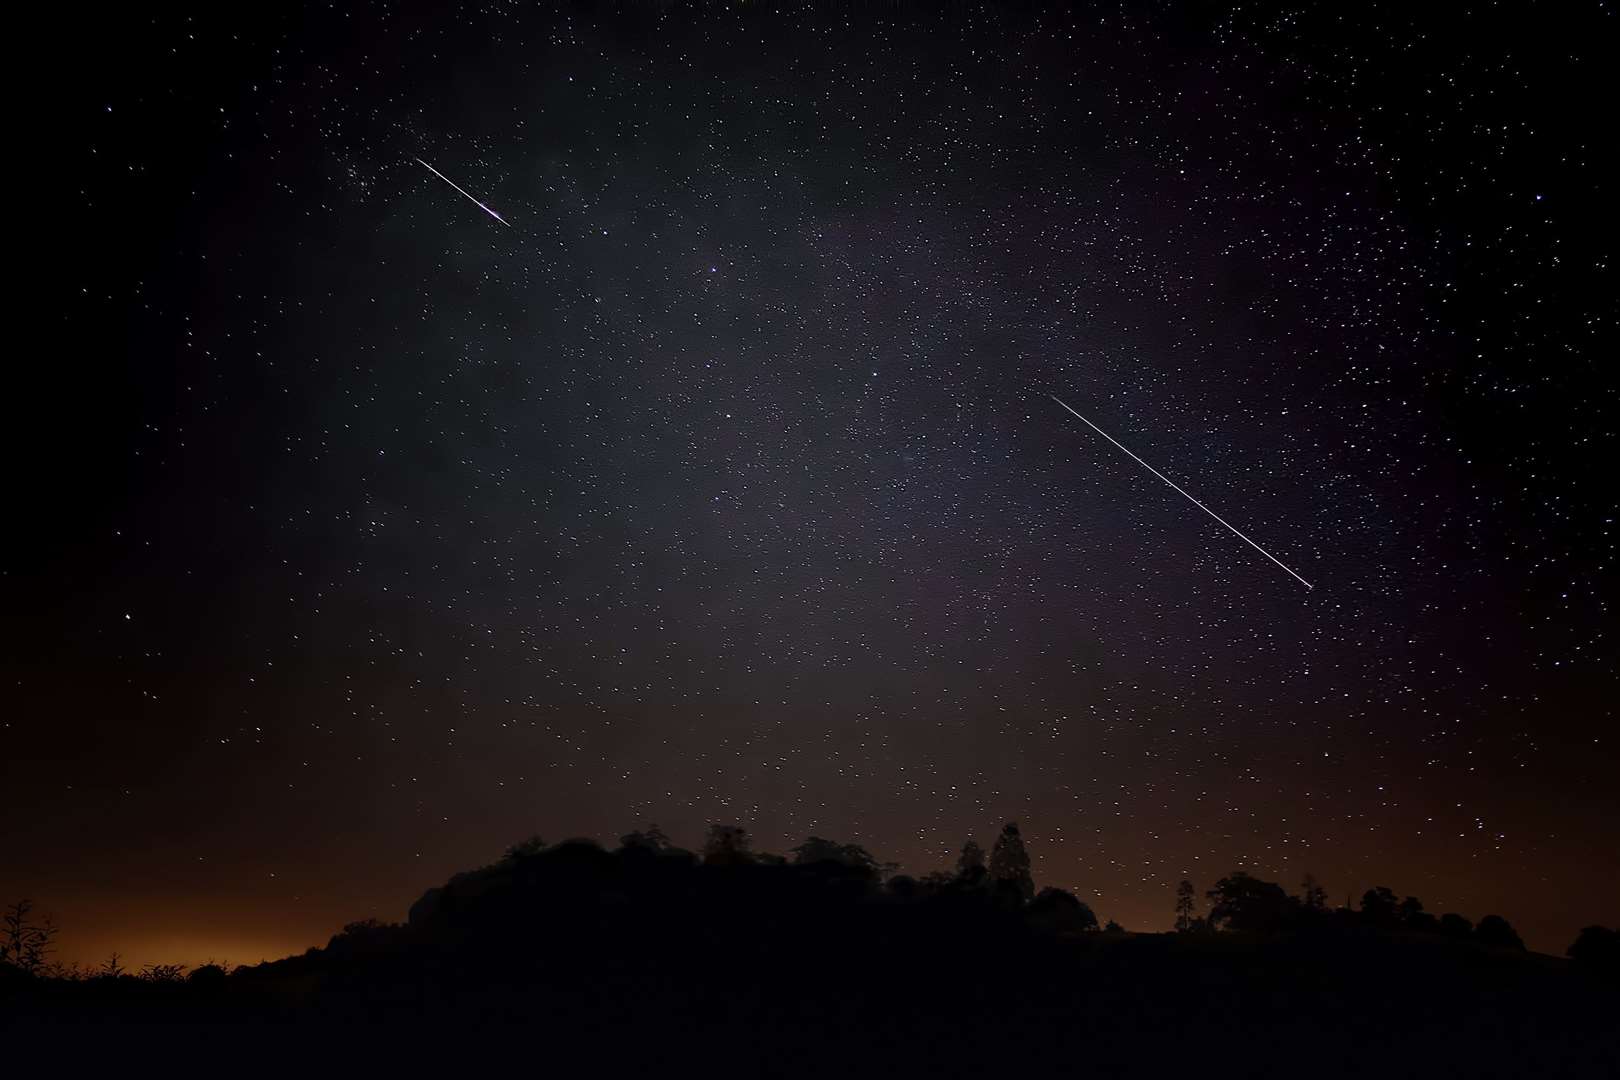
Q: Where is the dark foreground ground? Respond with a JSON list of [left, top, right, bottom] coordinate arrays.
[[6, 847, 1616, 1076]]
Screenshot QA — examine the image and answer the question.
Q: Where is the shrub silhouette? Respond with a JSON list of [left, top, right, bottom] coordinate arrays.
[[1476, 914, 1527, 950], [1, 900, 57, 974], [1567, 926, 1619, 980], [138, 963, 186, 982], [1027, 887, 1099, 935]]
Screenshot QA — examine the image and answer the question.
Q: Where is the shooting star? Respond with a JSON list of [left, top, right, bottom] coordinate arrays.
[[1051, 393, 1314, 590], [415, 157, 509, 226]]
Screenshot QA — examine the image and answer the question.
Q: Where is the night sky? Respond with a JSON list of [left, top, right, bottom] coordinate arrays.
[[6, 3, 1615, 967]]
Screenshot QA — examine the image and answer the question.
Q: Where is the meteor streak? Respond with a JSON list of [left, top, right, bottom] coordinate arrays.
[[1051, 393, 1314, 590], [415, 157, 509, 226]]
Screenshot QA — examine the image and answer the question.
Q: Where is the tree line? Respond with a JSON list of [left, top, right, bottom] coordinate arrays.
[[1171, 870, 1571, 953], [4, 822, 1618, 983]]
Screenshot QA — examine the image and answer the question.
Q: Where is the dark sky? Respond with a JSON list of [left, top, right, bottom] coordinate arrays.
[[5, 2, 1615, 966]]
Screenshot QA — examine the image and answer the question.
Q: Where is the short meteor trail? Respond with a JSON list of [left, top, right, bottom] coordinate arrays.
[[1051, 394, 1313, 590], [415, 157, 509, 226]]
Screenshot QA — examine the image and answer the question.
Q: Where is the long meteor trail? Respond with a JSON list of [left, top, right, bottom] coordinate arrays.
[[415, 157, 509, 226], [1051, 394, 1313, 590]]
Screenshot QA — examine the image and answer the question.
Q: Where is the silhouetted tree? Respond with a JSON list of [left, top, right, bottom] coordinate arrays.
[[557, 836, 605, 852], [1475, 914, 1525, 950], [619, 823, 672, 852], [791, 836, 883, 878], [1174, 880, 1197, 931], [956, 839, 986, 883], [99, 952, 124, 979], [1103, 919, 1125, 935], [988, 823, 1035, 904], [1438, 913, 1474, 939], [1566, 925, 1619, 979], [0, 899, 57, 974], [1028, 887, 1098, 934], [1360, 886, 1400, 927], [504, 835, 548, 861], [1207, 872, 1297, 934], [1300, 874, 1328, 913], [703, 824, 753, 866], [631, 824, 672, 850], [792, 835, 846, 865], [1396, 896, 1439, 932], [1395, 896, 1425, 927]]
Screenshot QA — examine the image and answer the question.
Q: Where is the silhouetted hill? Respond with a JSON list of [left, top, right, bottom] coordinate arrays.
[[4, 836, 1617, 1076]]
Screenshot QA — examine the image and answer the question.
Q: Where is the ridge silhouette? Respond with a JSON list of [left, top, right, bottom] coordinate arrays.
[[4, 824, 1617, 1076]]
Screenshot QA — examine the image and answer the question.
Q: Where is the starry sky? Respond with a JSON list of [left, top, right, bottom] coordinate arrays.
[[6, 2, 1615, 967]]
